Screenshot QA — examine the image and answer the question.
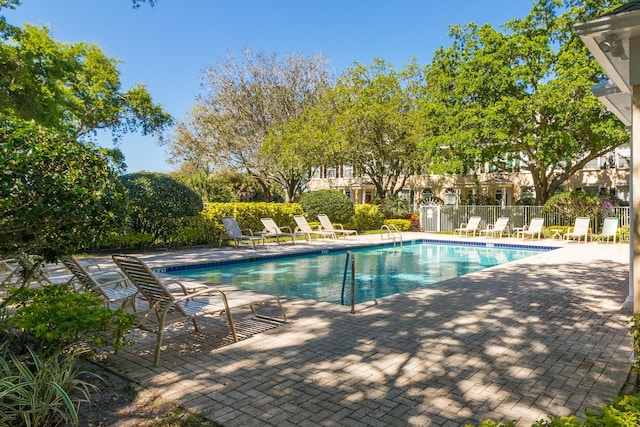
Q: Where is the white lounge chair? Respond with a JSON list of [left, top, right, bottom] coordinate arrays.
[[593, 217, 618, 243], [112, 254, 287, 367], [294, 215, 333, 240], [317, 214, 358, 238], [517, 218, 545, 240], [454, 216, 482, 237], [479, 217, 510, 238], [61, 256, 138, 310], [219, 217, 264, 249], [564, 217, 590, 243], [260, 217, 307, 244]]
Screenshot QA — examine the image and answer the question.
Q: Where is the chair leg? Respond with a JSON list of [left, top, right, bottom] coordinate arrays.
[[154, 326, 164, 367]]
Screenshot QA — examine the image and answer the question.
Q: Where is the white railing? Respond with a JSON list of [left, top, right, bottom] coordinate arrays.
[[420, 205, 630, 233]]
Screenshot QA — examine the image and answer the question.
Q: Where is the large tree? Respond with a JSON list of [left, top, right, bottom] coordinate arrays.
[[167, 49, 330, 201], [0, 23, 172, 142], [424, 0, 628, 204], [299, 58, 427, 199]]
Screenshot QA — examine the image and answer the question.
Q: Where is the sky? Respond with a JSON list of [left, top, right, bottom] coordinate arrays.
[[4, 0, 536, 174]]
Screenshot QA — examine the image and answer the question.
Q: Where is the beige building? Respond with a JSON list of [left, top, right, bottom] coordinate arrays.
[[307, 146, 630, 209]]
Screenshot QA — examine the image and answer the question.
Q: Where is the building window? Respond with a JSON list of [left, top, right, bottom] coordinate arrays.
[[343, 165, 353, 178], [326, 167, 336, 178]]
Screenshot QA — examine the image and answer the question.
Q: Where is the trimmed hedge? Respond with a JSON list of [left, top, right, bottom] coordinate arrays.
[[300, 190, 355, 224], [383, 219, 411, 232], [203, 202, 304, 235], [350, 204, 385, 231]]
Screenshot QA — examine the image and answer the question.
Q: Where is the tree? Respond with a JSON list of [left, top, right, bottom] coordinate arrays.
[[120, 172, 203, 242], [302, 59, 427, 200], [167, 49, 330, 201], [0, 23, 173, 142], [423, 0, 628, 204], [0, 116, 129, 262]]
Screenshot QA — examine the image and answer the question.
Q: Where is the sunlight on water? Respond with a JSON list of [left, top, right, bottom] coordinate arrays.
[[172, 243, 546, 304]]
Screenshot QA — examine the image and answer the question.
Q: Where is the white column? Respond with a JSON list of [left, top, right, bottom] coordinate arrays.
[[632, 85, 640, 313]]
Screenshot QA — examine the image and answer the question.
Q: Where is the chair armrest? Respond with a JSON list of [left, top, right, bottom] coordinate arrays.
[[242, 228, 255, 236], [281, 226, 294, 233], [334, 223, 345, 230]]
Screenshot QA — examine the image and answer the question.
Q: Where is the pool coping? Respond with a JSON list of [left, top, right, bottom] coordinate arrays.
[[158, 238, 560, 274]]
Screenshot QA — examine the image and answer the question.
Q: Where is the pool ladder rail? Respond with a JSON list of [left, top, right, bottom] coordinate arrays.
[[381, 224, 403, 246]]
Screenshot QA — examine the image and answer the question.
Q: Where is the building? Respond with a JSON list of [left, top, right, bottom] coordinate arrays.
[[308, 145, 630, 209]]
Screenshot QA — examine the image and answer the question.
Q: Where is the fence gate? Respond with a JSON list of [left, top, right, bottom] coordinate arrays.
[[419, 204, 440, 232]]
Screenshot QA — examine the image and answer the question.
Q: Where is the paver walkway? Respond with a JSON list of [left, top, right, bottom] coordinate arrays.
[[100, 233, 632, 426]]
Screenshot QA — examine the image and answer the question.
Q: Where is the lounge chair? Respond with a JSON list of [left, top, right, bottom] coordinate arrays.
[[516, 218, 545, 240], [564, 217, 590, 243], [112, 254, 287, 367], [479, 217, 510, 238], [317, 214, 358, 238], [294, 215, 333, 240], [454, 216, 482, 237], [260, 217, 307, 244], [61, 256, 138, 310], [219, 217, 264, 249], [593, 217, 619, 243]]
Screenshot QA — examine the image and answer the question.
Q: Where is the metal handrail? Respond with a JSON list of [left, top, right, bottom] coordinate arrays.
[[381, 224, 403, 246], [340, 251, 355, 313]]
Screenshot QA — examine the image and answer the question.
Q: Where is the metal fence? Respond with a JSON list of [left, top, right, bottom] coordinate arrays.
[[419, 205, 630, 233]]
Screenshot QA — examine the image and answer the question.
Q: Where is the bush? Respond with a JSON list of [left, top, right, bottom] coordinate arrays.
[[383, 219, 411, 231], [543, 191, 599, 225], [95, 231, 156, 250], [120, 172, 203, 242], [166, 214, 219, 247], [299, 190, 355, 224], [3, 284, 134, 356], [371, 196, 411, 219], [0, 345, 97, 427], [350, 204, 385, 231], [203, 202, 304, 235], [0, 117, 128, 262]]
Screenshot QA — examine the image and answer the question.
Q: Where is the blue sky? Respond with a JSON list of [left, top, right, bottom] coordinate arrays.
[[5, 1, 535, 173]]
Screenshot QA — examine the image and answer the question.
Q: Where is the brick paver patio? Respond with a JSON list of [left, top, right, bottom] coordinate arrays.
[[100, 234, 632, 426]]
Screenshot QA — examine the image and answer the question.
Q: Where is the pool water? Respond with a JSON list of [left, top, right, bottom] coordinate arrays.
[[170, 242, 547, 305]]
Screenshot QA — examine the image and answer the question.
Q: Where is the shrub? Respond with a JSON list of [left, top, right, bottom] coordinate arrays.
[[0, 117, 128, 262], [120, 172, 203, 242], [95, 231, 155, 250], [383, 219, 411, 231], [0, 345, 98, 427], [543, 191, 599, 226], [299, 190, 355, 224], [351, 204, 385, 231], [203, 202, 304, 235], [166, 214, 219, 247], [371, 196, 411, 219], [3, 284, 134, 357]]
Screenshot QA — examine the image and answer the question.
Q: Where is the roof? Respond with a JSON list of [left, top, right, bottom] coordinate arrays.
[[601, 1, 640, 17]]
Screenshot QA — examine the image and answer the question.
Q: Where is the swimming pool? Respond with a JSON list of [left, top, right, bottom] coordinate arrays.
[[169, 241, 550, 305]]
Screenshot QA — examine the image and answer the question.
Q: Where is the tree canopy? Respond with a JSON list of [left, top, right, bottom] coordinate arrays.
[[166, 49, 330, 201], [0, 117, 128, 261], [296, 58, 428, 199], [423, 0, 628, 203]]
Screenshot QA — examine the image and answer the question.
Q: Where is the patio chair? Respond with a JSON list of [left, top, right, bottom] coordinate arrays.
[[593, 217, 619, 243], [294, 215, 333, 240], [112, 254, 287, 367], [219, 217, 264, 249], [317, 214, 358, 238], [564, 217, 591, 243], [260, 217, 307, 244], [479, 217, 510, 238], [454, 216, 482, 237], [516, 218, 545, 240], [61, 256, 138, 311]]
